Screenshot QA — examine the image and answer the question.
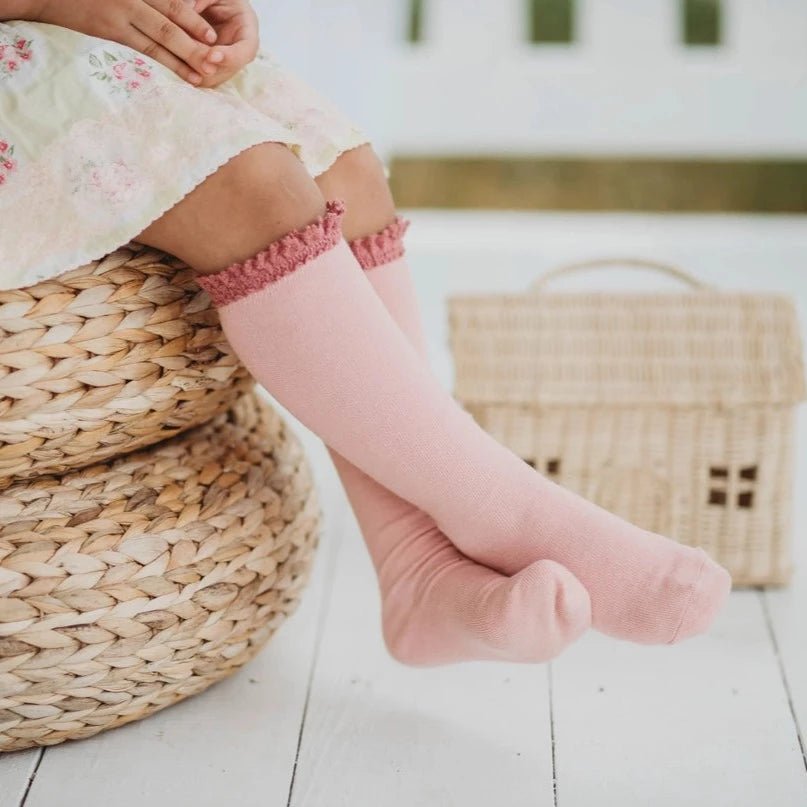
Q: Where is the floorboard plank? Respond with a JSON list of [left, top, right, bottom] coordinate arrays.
[[288, 508, 555, 807], [21, 425, 347, 807], [762, 408, 807, 772], [0, 748, 41, 807], [550, 592, 807, 807]]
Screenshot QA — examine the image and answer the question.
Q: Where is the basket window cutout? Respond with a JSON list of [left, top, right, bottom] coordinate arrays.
[[708, 465, 757, 509], [524, 457, 562, 478]]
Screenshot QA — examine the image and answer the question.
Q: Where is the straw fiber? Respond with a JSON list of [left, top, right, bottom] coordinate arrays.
[[449, 262, 806, 586], [0, 392, 320, 751], [0, 244, 253, 485]]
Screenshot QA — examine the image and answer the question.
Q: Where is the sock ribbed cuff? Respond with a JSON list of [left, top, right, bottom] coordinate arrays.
[[349, 217, 410, 271], [197, 200, 346, 307]]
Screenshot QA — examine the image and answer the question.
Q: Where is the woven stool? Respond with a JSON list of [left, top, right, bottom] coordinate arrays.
[[0, 392, 320, 751], [0, 244, 253, 485]]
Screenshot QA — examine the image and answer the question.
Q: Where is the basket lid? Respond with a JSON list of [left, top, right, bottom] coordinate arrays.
[[449, 289, 807, 408]]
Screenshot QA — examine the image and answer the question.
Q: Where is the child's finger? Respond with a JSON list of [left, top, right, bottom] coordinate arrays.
[[193, 0, 218, 13], [133, 4, 217, 76], [208, 49, 225, 68], [149, 0, 217, 44], [124, 26, 203, 85], [207, 38, 258, 71]]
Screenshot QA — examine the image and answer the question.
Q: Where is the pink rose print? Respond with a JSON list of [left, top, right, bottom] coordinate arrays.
[[0, 140, 17, 185], [0, 33, 32, 78], [89, 49, 154, 97], [86, 159, 139, 205]]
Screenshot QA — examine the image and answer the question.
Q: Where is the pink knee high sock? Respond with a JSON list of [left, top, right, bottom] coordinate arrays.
[[329, 221, 591, 665], [331, 457, 591, 665], [198, 202, 731, 646]]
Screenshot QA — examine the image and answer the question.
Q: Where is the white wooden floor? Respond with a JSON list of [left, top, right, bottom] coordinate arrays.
[[3, 212, 807, 807]]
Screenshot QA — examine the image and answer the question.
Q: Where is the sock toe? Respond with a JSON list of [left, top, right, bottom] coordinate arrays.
[[669, 550, 732, 644]]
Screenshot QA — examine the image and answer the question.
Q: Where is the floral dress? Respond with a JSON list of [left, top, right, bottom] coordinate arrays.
[[0, 20, 368, 289]]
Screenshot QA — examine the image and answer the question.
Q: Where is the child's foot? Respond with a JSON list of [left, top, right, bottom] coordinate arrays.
[[462, 467, 732, 644], [331, 452, 591, 665], [369, 489, 592, 666], [383, 551, 591, 667]]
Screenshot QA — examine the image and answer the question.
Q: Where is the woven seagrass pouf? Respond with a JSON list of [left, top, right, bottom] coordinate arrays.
[[0, 392, 320, 752], [0, 243, 253, 486]]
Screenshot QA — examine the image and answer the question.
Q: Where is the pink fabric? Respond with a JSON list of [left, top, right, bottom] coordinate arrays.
[[204, 235, 590, 665], [329, 248, 590, 664], [349, 217, 410, 270], [199, 200, 345, 306], [332, 456, 591, 664], [205, 226, 731, 648]]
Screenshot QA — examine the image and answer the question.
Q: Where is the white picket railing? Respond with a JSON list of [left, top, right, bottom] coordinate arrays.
[[259, 0, 807, 157]]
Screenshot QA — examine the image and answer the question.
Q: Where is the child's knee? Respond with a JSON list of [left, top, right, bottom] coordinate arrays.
[[138, 142, 326, 274], [316, 145, 396, 241], [331, 145, 389, 192], [222, 142, 325, 233]]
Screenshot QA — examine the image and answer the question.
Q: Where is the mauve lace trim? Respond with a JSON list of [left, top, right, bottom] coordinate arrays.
[[349, 217, 410, 270], [198, 200, 346, 306]]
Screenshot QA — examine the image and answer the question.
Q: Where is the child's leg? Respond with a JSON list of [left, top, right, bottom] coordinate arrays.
[[136, 143, 592, 665], [314, 147, 731, 645], [167, 143, 728, 647], [315, 147, 428, 352]]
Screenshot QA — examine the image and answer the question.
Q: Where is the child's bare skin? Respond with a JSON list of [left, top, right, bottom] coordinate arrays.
[[136, 143, 396, 273], [191, 0, 259, 87]]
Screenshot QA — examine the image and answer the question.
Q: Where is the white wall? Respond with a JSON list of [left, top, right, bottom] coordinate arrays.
[[253, 0, 807, 158], [254, 0, 404, 156]]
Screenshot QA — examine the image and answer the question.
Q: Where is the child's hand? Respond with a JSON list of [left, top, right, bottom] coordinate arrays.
[[191, 0, 259, 88], [35, 0, 220, 86]]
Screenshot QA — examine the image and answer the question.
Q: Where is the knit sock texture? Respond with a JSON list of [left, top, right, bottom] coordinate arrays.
[[199, 208, 731, 646], [200, 207, 591, 665]]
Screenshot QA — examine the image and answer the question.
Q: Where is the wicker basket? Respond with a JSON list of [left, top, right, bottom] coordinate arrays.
[[0, 243, 253, 486], [0, 392, 320, 751], [449, 261, 806, 586]]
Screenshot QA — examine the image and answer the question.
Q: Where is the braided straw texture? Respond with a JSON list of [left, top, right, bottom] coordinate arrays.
[[0, 392, 320, 751], [449, 285, 806, 587], [0, 244, 254, 486]]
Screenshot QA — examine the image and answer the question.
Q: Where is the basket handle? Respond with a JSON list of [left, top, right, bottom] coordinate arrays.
[[530, 259, 711, 292]]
